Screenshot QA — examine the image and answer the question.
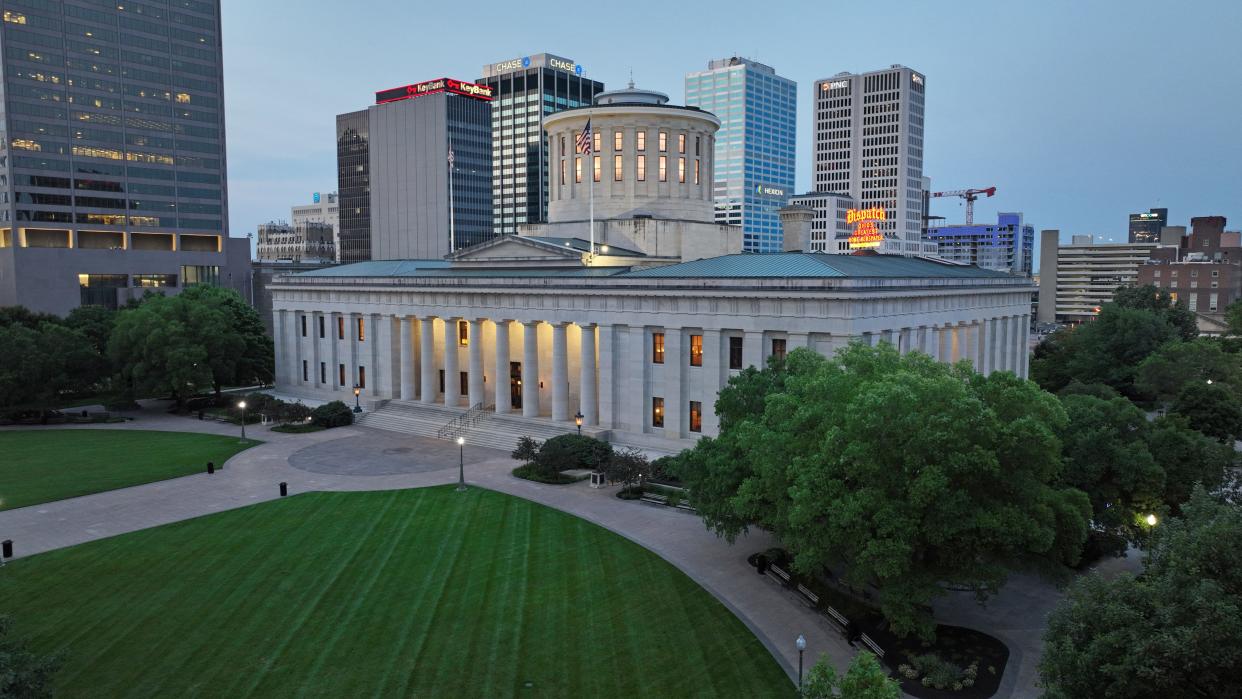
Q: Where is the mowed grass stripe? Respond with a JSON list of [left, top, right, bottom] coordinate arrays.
[[0, 487, 793, 698], [0, 429, 255, 511]]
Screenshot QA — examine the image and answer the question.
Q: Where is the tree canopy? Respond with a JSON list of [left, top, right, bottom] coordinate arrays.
[[1135, 339, 1242, 405], [802, 652, 901, 699], [675, 344, 1091, 638]]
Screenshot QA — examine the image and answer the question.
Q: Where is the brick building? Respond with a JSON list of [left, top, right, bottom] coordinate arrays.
[[1137, 216, 1238, 333]]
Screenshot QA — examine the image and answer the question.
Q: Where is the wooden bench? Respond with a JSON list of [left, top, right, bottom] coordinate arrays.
[[767, 564, 792, 586], [859, 633, 885, 659], [640, 493, 668, 506], [796, 584, 820, 607], [675, 502, 696, 512], [824, 606, 848, 630]]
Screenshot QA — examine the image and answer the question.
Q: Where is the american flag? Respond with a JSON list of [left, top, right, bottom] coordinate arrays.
[[576, 119, 593, 154]]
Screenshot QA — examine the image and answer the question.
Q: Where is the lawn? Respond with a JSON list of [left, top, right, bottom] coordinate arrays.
[[0, 488, 793, 698], [0, 430, 255, 511]]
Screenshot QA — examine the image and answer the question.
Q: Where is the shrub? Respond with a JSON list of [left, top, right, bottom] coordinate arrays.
[[511, 464, 583, 485], [534, 434, 612, 474], [617, 485, 644, 500], [311, 400, 354, 428], [280, 402, 313, 424], [511, 436, 541, 463]]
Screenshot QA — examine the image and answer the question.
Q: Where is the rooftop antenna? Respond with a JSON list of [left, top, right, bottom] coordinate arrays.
[[628, 68, 634, 89]]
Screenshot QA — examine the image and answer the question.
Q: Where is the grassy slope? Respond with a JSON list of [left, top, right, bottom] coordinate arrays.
[[0, 487, 792, 698], [0, 430, 254, 511]]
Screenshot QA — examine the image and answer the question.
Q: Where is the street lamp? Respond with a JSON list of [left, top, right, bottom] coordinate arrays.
[[353, 384, 362, 413], [574, 411, 584, 436], [1207, 379, 1214, 385], [456, 436, 467, 492], [1146, 513, 1159, 526], [795, 634, 807, 692], [238, 400, 247, 441]]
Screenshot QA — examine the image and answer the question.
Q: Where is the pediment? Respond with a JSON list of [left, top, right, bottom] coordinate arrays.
[[451, 236, 583, 261]]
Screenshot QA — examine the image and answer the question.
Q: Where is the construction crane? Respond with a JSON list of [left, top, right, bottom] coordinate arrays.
[[930, 186, 997, 225]]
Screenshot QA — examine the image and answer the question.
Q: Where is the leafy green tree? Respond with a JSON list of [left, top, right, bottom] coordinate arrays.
[[1040, 489, 1242, 699], [107, 295, 214, 405], [1056, 380, 1120, 400], [178, 285, 273, 390], [0, 615, 59, 698], [1226, 298, 1242, 337], [0, 306, 60, 330], [1145, 415, 1234, 512], [802, 652, 901, 699], [677, 344, 1091, 639], [1030, 327, 1075, 393], [0, 322, 102, 414], [64, 304, 117, 356], [1033, 306, 1180, 397], [1112, 284, 1198, 341], [602, 447, 650, 489], [1170, 380, 1242, 442], [0, 324, 42, 410], [1136, 339, 1242, 405]]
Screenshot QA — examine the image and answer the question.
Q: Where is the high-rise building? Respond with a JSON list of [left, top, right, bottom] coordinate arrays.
[[1129, 207, 1168, 243], [1036, 231, 1157, 323], [292, 191, 339, 260], [813, 65, 932, 256], [925, 212, 1035, 276], [335, 78, 494, 261], [685, 57, 796, 253], [477, 54, 603, 237], [785, 192, 856, 252], [256, 221, 334, 263], [1137, 216, 1237, 331], [0, 0, 249, 315]]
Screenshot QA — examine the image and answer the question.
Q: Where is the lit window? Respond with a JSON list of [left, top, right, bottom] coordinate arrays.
[[593, 132, 601, 153], [658, 156, 667, 182], [678, 134, 686, 154], [652, 332, 665, 364], [337, 316, 344, 340], [690, 334, 703, 366], [575, 158, 582, 183], [689, 401, 702, 433], [678, 157, 686, 183], [652, 397, 665, 428], [694, 159, 700, 185], [458, 320, 469, 346], [357, 317, 365, 342], [614, 130, 623, 151], [613, 155, 623, 182], [339, 363, 345, 386], [637, 154, 646, 182], [659, 131, 667, 152], [560, 159, 566, 185], [593, 155, 601, 183], [637, 131, 646, 152], [358, 366, 366, 389]]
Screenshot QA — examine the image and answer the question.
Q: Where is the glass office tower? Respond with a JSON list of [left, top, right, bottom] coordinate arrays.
[[335, 110, 369, 262], [478, 54, 603, 237], [685, 57, 796, 252]]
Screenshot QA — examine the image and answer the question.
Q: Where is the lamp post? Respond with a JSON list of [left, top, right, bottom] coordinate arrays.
[[795, 634, 807, 692], [353, 384, 362, 413], [574, 411, 584, 436], [238, 400, 247, 441], [1146, 513, 1159, 527], [456, 436, 466, 492]]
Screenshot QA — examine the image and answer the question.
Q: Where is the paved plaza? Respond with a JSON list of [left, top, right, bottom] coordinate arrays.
[[0, 405, 1138, 698]]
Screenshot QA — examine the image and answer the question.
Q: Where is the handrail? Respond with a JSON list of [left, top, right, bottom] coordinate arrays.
[[436, 402, 485, 441]]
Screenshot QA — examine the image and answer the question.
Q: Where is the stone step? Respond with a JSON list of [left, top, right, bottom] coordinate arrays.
[[357, 400, 604, 455]]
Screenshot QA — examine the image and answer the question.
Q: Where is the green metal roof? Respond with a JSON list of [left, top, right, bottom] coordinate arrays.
[[618, 253, 1019, 279], [293, 259, 620, 278]]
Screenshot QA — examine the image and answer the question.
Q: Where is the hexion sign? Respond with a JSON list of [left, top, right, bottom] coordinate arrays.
[[375, 78, 494, 105]]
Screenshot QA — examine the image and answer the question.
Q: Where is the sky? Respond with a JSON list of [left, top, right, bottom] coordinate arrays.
[[220, 0, 1242, 271]]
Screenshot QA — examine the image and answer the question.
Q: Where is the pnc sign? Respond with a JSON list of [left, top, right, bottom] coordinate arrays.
[[375, 78, 494, 105], [847, 207, 886, 249]]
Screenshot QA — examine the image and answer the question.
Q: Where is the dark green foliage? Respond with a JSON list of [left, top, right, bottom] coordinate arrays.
[[64, 305, 116, 356], [511, 436, 541, 463], [1170, 380, 1242, 442], [0, 615, 59, 698], [310, 400, 354, 428], [1111, 284, 1198, 341], [1135, 339, 1242, 404], [511, 464, 583, 484], [802, 652, 901, 699], [1056, 380, 1120, 400], [270, 422, 325, 434], [0, 321, 103, 412], [1040, 489, 1242, 699], [1145, 415, 1233, 511], [602, 447, 651, 489], [0, 306, 60, 331], [533, 434, 612, 475]]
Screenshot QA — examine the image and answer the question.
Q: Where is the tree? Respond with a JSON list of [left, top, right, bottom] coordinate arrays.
[[511, 436, 541, 463], [0, 615, 59, 698], [1170, 380, 1242, 442], [603, 447, 650, 488], [0, 306, 60, 331], [178, 286, 274, 390], [1040, 489, 1242, 699], [802, 652, 901, 699], [108, 295, 214, 405], [677, 344, 1091, 639], [0, 321, 102, 414], [0, 324, 41, 410], [64, 304, 117, 356], [1145, 415, 1233, 512], [1226, 298, 1242, 337], [1136, 339, 1242, 405], [1112, 284, 1198, 341], [1032, 306, 1180, 397]]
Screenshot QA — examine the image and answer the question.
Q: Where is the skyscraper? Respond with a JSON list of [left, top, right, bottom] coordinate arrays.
[[477, 54, 603, 237], [1128, 207, 1168, 243], [813, 65, 932, 256], [0, 0, 249, 314], [335, 110, 370, 263], [685, 57, 796, 253]]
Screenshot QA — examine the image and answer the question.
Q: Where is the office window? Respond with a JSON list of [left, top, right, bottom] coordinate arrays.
[[593, 155, 601, 183], [658, 155, 667, 182], [690, 334, 703, 366], [658, 131, 667, 152], [337, 316, 345, 340], [458, 320, 468, 346], [356, 317, 365, 341], [358, 366, 366, 389], [318, 316, 325, 338], [772, 338, 787, 361], [729, 336, 743, 369], [302, 360, 308, 381], [592, 132, 601, 153], [575, 157, 582, 183], [652, 332, 665, 364], [319, 361, 326, 384], [300, 315, 307, 337], [637, 131, 646, 151], [614, 130, 623, 151], [652, 397, 664, 428], [1212, 270, 1220, 277], [637, 154, 646, 181], [613, 155, 622, 181], [678, 157, 686, 183], [339, 363, 345, 386], [689, 401, 702, 433], [678, 133, 685, 154]]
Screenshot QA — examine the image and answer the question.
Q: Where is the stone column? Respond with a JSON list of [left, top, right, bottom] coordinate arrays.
[[598, 325, 615, 429], [467, 319, 485, 407], [329, 312, 341, 388], [550, 322, 570, 421], [1010, 316, 1022, 375], [664, 328, 683, 439], [444, 318, 461, 408], [522, 321, 541, 417], [579, 323, 597, 425], [624, 326, 646, 432], [742, 330, 762, 370], [399, 316, 414, 400], [1019, 315, 1031, 379], [494, 320, 511, 414], [965, 323, 979, 371], [419, 316, 436, 403], [996, 316, 1011, 373]]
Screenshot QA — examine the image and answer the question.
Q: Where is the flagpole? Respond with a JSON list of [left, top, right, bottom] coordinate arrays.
[[589, 139, 594, 259]]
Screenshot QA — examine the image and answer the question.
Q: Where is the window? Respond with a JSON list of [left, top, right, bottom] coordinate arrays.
[[652, 332, 665, 364], [593, 155, 601, 183], [695, 135, 701, 156], [771, 338, 787, 361], [1210, 293, 1219, 312], [356, 317, 365, 341], [458, 320, 468, 346], [1212, 270, 1219, 277], [658, 155, 667, 182], [637, 154, 646, 181], [637, 131, 646, 151], [690, 334, 703, 366], [560, 159, 566, 185], [694, 159, 700, 185], [678, 157, 686, 183], [658, 131, 667, 152], [614, 155, 623, 181], [460, 371, 468, 396], [358, 366, 366, 389], [337, 316, 344, 340], [300, 315, 307, 337], [302, 360, 308, 381], [560, 135, 565, 156], [575, 157, 582, 183], [614, 130, 623, 151], [689, 401, 702, 433], [439, 370, 445, 393], [318, 316, 325, 338], [652, 397, 664, 428], [678, 133, 686, 154], [592, 132, 601, 153], [1189, 294, 1198, 311], [729, 336, 743, 369], [339, 363, 345, 386], [320, 362, 326, 384]]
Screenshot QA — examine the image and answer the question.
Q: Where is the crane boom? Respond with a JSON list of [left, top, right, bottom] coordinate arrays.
[[930, 186, 997, 224]]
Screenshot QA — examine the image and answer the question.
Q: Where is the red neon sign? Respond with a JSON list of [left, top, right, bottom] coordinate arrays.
[[847, 207, 886, 249], [375, 78, 494, 104]]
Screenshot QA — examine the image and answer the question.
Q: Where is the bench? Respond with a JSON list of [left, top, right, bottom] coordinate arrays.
[[640, 493, 668, 506], [767, 564, 792, 586], [796, 584, 820, 607], [859, 633, 885, 659], [675, 502, 696, 512], [824, 606, 849, 630]]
